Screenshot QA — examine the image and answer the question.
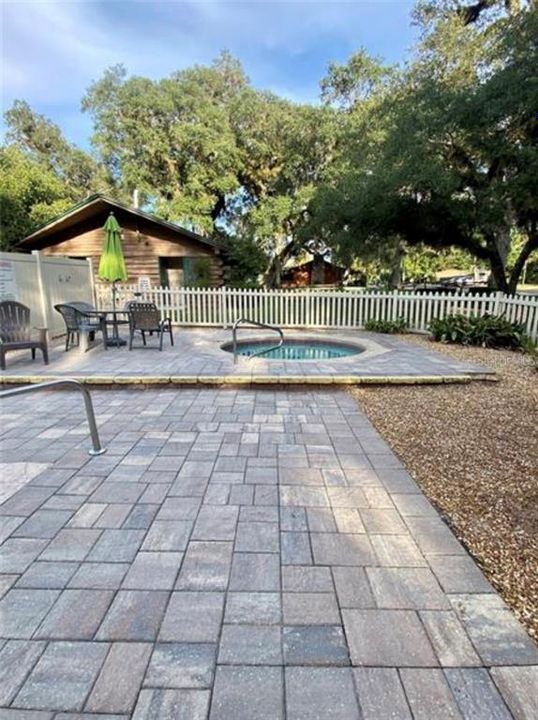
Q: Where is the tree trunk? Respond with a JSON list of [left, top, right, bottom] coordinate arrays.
[[264, 238, 299, 288], [488, 253, 509, 293], [508, 229, 538, 295], [485, 232, 510, 293], [389, 241, 405, 289]]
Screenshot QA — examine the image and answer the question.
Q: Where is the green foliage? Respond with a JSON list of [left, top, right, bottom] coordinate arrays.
[[0, 146, 73, 250], [365, 317, 408, 333], [189, 258, 213, 288], [306, 4, 538, 293], [81, 58, 244, 233], [4, 100, 103, 196], [429, 314, 527, 349], [220, 234, 267, 287], [402, 245, 481, 282], [81, 54, 336, 281], [321, 49, 395, 110]]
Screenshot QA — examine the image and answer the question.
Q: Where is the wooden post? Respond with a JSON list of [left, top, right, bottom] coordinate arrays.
[[87, 257, 97, 308]]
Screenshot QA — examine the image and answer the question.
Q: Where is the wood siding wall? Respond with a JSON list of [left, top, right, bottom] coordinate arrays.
[[36, 209, 223, 287]]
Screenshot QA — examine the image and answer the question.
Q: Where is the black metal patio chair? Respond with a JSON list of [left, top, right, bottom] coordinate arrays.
[[54, 302, 108, 352], [0, 300, 49, 370], [126, 301, 173, 351]]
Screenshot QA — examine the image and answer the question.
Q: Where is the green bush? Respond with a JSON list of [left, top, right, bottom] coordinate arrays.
[[365, 317, 408, 333], [429, 313, 527, 349]]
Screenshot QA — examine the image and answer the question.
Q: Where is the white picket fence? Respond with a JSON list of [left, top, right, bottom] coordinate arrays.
[[94, 285, 538, 340]]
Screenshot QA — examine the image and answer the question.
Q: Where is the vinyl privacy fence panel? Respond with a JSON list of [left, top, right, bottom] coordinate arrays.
[[0, 251, 94, 337], [95, 285, 538, 341]]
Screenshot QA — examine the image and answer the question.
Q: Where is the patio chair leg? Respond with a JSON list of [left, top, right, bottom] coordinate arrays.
[[159, 327, 164, 351], [0, 349, 5, 371], [31, 348, 36, 360], [169, 321, 174, 346], [41, 345, 49, 365], [141, 331, 146, 346], [101, 320, 108, 351], [129, 330, 134, 351]]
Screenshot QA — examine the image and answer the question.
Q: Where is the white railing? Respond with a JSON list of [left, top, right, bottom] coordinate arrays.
[[94, 285, 538, 341]]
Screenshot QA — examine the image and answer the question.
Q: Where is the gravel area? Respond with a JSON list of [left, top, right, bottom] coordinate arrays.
[[352, 335, 538, 640]]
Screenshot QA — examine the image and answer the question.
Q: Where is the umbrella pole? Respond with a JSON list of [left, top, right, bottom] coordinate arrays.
[[110, 281, 119, 346]]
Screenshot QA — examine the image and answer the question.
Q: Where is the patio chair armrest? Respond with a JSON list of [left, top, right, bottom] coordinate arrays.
[[34, 327, 48, 342]]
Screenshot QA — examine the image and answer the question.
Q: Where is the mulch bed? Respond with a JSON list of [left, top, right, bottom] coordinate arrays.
[[352, 335, 538, 640]]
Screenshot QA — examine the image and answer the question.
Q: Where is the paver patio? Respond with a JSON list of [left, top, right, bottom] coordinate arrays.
[[0, 328, 493, 385], [1, 387, 537, 719]]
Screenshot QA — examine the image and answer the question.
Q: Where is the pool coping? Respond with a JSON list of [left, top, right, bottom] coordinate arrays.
[[0, 373, 496, 387]]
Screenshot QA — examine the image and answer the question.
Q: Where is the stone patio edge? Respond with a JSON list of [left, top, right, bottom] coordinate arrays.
[[0, 373, 496, 388]]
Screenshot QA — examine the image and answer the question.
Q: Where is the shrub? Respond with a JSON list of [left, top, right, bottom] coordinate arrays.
[[365, 317, 408, 333], [429, 313, 527, 349]]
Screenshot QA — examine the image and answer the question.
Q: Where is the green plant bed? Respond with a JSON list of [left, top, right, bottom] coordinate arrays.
[[429, 313, 527, 349], [365, 318, 408, 333]]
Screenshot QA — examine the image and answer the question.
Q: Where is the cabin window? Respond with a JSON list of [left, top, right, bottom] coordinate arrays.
[[159, 257, 212, 288]]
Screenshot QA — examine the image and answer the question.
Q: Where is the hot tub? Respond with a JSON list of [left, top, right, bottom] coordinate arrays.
[[221, 338, 365, 360]]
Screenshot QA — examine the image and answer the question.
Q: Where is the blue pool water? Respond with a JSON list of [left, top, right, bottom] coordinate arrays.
[[229, 339, 363, 360]]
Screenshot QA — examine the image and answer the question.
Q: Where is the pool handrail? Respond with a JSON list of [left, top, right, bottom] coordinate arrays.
[[0, 379, 107, 456], [232, 318, 284, 364]]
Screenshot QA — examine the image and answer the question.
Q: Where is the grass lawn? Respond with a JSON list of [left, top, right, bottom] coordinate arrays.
[[352, 335, 538, 640]]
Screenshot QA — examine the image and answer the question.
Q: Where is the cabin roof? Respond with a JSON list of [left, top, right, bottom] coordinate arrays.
[[19, 193, 217, 250]]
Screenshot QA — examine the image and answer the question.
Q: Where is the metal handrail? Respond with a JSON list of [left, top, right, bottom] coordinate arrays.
[[0, 379, 106, 456], [232, 318, 284, 364]]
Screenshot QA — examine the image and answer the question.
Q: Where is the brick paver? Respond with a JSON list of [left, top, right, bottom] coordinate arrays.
[[1, 387, 537, 719]]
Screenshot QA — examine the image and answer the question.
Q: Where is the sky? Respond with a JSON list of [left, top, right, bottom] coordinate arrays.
[[1, 0, 418, 149]]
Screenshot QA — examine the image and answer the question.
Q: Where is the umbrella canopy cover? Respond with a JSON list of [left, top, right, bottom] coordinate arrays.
[[98, 212, 128, 282]]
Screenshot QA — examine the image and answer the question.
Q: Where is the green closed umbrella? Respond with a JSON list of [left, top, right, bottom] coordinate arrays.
[[98, 212, 127, 311]]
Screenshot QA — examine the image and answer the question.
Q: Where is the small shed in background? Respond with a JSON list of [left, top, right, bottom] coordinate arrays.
[[281, 254, 345, 288]]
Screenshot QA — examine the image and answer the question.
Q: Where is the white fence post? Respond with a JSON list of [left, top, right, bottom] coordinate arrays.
[[32, 251, 51, 339]]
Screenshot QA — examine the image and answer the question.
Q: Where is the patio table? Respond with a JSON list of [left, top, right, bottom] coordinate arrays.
[[89, 309, 129, 348]]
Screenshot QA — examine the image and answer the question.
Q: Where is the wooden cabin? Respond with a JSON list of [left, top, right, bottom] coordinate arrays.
[[281, 255, 345, 288], [18, 194, 224, 288]]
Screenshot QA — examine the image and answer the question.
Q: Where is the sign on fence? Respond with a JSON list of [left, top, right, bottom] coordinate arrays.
[[95, 285, 538, 341], [0, 259, 18, 301]]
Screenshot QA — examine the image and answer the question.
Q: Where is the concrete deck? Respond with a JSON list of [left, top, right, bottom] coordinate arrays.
[[0, 387, 536, 719], [0, 328, 494, 386]]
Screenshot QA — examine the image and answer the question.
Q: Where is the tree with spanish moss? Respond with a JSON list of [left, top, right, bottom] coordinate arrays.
[[306, 1, 538, 293]]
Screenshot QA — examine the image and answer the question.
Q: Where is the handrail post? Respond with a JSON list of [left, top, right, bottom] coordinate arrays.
[[233, 322, 238, 364], [231, 317, 284, 363], [79, 384, 106, 455], [0, 379, 106, 456]]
